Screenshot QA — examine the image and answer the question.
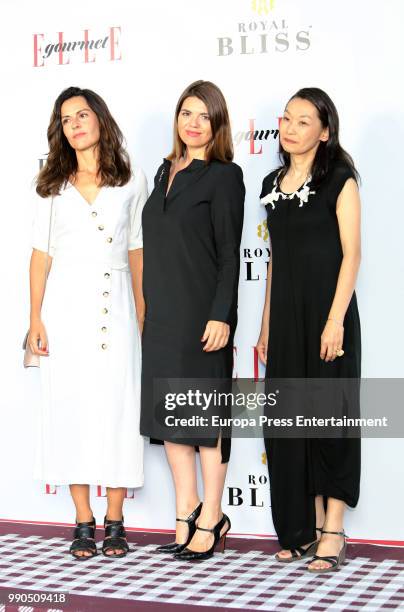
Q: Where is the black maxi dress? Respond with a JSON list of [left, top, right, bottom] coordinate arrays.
[[260, 161, 361, 550], [140, 158, 245, 462]]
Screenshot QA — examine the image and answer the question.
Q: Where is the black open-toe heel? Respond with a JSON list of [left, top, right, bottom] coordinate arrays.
[[307, 529, 347, 573], [69, 517, 97, 560], [102, 516, 129, 558], [275, 526, 323, 563], [156, 502, 203, 554], [174, 513, 231, 561]]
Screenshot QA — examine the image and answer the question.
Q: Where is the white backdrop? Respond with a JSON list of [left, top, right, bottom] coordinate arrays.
[[0, 0, 403, 543]]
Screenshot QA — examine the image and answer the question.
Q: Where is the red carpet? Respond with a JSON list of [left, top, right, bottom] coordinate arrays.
[[0, 521, 403, 611]]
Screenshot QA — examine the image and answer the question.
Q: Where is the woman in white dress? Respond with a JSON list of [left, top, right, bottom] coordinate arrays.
[[28, 86, 147, 559]]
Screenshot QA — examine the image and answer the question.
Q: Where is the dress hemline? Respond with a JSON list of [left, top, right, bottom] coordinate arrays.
[[33, 474, 144, 489]]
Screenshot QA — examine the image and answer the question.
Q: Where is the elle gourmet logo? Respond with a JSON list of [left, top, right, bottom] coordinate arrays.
[[232, 345, 265, 381], [44, 485, 135, 498], [33, 27, 122, 67], [234, 118, 279, 154]]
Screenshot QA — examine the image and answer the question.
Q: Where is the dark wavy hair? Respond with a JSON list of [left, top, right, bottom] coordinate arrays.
[[36, 86, 131, 197], [279, 87, 359, 187], [167, 80, 234, 163]]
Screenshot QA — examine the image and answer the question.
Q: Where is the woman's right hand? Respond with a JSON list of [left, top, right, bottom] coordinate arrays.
[[28, 319, 49, 356], [256, 327, 268, 365]]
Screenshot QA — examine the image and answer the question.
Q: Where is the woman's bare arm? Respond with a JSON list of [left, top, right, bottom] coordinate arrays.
[[28, 249, 52, 355], [321, 178, 361, 361], [128, 248, 145, 334]]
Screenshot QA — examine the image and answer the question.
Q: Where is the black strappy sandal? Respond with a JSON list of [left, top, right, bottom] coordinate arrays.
[[102, 516, 129, 558], [156, 502, 203, 554], [275, 527, 323, 563], [69, 517, 97, 560], [174, 513, 231, 561], [307, 529, 347, 573]]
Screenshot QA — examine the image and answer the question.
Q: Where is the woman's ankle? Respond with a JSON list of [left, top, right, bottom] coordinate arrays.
[[198, 506, 223, 525], [105, 511, 124, 522], [75, 511, 94, 523], [176, 499, 201, 518]]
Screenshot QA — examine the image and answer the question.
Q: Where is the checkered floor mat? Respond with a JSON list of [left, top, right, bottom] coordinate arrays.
[[0, 533, 404, 611]]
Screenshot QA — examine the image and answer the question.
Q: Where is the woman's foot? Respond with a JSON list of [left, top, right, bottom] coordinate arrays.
[[156, 502, 202, 554], [69, 517, 97, 560], [307, 529, 346, 572], [275, 527, 322, 562], [185, 509, 228, 553], [102, 515, 129, 557], [174, 513, 231, 560], [175, 501, 202, 544]]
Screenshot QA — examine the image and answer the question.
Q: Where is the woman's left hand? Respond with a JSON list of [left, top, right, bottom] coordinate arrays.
[[201, 320, 230, 352], [320, 319, 344, 362]]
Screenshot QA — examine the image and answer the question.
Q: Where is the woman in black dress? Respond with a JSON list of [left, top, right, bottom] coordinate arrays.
[[256, 88, 361, 573], [141, 80, 245, 560]]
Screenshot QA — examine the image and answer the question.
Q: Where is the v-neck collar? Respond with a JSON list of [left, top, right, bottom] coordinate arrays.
[[163, 157, 206, 171], [160, 157, 207, 203], [68, 181, 104, 207]]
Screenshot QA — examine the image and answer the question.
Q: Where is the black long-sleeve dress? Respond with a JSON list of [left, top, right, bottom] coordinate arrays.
[[140, 158, 245, 462], [260, 161, 361, 549]]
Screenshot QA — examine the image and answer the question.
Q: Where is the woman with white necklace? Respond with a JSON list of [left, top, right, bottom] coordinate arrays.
[[257, 87, 361, 573]]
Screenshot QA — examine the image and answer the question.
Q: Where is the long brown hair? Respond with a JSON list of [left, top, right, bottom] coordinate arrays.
[[36, 86, 131, 197], [167, 80, 233, 163]]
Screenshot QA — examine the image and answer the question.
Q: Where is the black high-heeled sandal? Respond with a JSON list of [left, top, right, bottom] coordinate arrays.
[[102, 516, 129, 558], [69, 517, 97, 560], [275, 526, 323, 563], [174, 513, 231, 561], [156, 502, 203, 554], [307, 529, 347, 573]]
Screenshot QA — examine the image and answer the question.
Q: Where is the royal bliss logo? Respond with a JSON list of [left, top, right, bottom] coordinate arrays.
[[252, 0, 276, 14], [240, 220, 271, 379], [217, 0, 311, 56], [33, 27, 122, 67], [243, 214, 270, 282], [242, 219, 271, 280], [243, 244, 270, 282], [227, 472, 269, 507], [257, 219, 269, 243]]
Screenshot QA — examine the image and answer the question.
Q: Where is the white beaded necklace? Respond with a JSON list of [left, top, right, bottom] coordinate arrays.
[[260, 170, 316, 209]]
